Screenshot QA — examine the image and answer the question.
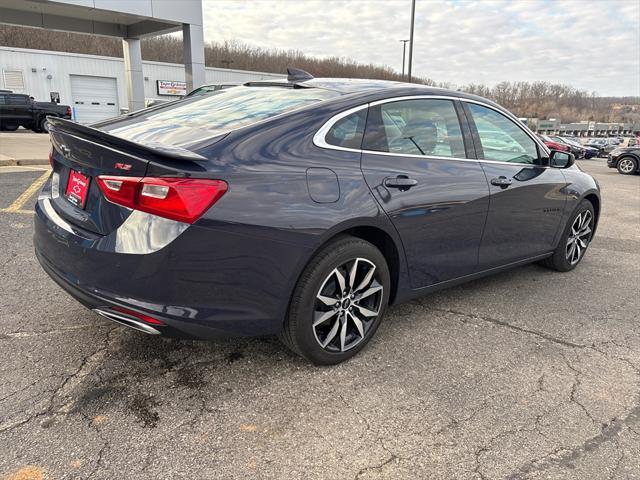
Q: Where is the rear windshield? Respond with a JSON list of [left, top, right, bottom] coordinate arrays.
[[146, 86, 339, 132]]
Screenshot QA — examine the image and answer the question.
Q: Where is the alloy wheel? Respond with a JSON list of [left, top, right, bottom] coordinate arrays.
[[312, 258, 383, 352], [566, 210, 593, 265], [618, 158, 635, 174]]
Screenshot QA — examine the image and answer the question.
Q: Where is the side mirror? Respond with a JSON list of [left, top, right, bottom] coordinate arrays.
[[549, 150, 575, 168]]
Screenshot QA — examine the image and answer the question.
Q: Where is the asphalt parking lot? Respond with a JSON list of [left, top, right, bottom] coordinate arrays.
[[0, 157, 639, 480]]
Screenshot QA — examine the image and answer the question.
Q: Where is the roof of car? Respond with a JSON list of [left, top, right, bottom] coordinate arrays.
[[243, 77, 487, 100]]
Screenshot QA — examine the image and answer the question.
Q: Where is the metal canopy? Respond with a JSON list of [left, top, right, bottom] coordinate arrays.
[[0, 0, 184, 38]]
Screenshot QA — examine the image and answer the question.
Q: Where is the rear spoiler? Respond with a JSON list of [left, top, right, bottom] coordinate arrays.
[[46, 117, 208, 162]]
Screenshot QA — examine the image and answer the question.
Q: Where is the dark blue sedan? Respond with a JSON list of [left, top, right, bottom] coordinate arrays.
[[35, 71, 600, 364]]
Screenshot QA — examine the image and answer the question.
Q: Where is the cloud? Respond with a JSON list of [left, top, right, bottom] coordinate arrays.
[[201, 0, 639, 96]]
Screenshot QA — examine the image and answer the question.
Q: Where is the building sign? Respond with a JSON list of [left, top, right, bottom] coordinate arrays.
[[157, 80, 187, 96]]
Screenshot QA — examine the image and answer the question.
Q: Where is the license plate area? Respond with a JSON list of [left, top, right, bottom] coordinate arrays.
[[65, 169, 90, 209]]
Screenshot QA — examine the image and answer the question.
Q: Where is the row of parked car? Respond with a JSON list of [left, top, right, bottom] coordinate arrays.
[[538, 134, 640, 175], [537, 134, 623, 159]]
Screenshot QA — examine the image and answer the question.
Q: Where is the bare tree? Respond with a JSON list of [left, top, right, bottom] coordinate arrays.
[[1, 25, 637, 122]]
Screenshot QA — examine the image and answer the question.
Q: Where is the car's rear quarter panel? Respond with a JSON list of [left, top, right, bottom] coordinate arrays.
[[193, 108, 403, 332]]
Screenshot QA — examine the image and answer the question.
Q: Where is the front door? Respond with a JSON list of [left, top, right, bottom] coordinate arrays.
[[360, 98, 490, 288], [463, 102, 567, 268]]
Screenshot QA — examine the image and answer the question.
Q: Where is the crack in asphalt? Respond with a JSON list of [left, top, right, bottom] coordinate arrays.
[[79, 410, 111, 479], [434, 395, 496, 437], [355, 454, 397, 479], [562, 353, 602, 426], [607, 447, 624, 480], [435, 308, 586, 349], [0, 376, 56, 403], [505, 353, 640, 479], [0, 326, 117, 434], [433, 307, 640, 479]]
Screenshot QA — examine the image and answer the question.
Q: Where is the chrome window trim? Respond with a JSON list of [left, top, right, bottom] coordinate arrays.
[[312, 103, 369, 154], [312, 94, 551, 167]]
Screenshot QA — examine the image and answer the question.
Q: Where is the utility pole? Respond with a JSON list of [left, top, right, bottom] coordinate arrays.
[[407, 0, 416, 82], [399, 39, 409, 79]]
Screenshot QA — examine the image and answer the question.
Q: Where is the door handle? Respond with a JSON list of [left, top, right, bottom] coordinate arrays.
[[384, 176, 418, 190], [490, 176, 512, 188]]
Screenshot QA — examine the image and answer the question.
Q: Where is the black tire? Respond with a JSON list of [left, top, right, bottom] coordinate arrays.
[[540, 200, 595, 272], [280, 235, 390, 365], [617, 156, 638, 175], [38, 117, 49, 133]]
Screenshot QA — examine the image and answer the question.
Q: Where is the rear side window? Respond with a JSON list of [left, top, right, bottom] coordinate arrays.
[[325, 110, 366, 149], [137, 86, 340, 134], [8, 95, 29, 105], [362, 99, 466, 158]]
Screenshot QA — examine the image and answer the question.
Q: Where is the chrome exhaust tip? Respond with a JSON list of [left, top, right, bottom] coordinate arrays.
[[93, 308, 161, 335]]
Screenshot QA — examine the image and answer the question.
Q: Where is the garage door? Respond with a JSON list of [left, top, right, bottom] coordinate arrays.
[[70, 75, 119, 124]]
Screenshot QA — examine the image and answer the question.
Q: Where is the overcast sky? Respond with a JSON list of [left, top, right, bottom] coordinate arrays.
[[201, 0, 639, 97]]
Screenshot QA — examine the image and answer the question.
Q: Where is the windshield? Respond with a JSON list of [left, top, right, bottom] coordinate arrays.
[[188, 86, 217, 97]]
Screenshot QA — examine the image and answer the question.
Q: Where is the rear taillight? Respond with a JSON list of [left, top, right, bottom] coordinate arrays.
[[96, 176, 227, 224], [66, 106, 71, 117], [48, 147, 54, 168]]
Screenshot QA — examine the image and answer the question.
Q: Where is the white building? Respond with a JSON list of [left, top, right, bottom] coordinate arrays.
[[0, 46, 285, 123], [0, 0, 207, 112]]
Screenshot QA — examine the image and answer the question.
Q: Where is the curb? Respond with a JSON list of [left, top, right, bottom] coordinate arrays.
[[0, 158, 49, 167]]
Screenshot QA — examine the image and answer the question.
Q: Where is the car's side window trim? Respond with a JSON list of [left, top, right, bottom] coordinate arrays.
[[313, 94, 551, 167], [453, 100, 478, 160], [313, 104, 369, 153]]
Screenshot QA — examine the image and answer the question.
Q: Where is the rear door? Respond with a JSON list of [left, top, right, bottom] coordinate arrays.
[[0, 94, 8, 123], [463, 102, 567, 267], [360, 98, 490, 288]]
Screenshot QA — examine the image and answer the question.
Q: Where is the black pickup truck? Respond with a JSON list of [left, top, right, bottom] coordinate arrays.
[[0, 91, 71, 133]]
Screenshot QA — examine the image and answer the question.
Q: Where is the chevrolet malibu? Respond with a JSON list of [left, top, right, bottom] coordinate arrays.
[[35, 71, 601, 364]]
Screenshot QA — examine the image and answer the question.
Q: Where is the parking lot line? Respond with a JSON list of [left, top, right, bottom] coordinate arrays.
[[3, 170, 50, 213], [0, 165, 50, 173], [0, 208, 36, 215]]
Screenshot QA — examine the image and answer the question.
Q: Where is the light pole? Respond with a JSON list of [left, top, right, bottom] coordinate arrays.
[[407, 0, 416, 82], [399, 39, 409, 79]]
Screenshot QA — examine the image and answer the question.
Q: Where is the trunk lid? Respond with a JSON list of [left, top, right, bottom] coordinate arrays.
[[47, 117, 214, 236]]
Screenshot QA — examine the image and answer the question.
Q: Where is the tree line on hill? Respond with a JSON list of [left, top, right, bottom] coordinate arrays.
[[1, 25, 637, 123]]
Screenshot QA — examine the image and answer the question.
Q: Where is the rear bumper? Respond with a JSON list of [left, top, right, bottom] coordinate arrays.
[[34, 179, 310, 339], [36, 248, 169, 336]]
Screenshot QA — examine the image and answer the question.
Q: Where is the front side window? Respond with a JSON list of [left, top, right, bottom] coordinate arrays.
[[325, 110, 366, 149], [362, 99, 466, 158], [468, 103, 539, 164]]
